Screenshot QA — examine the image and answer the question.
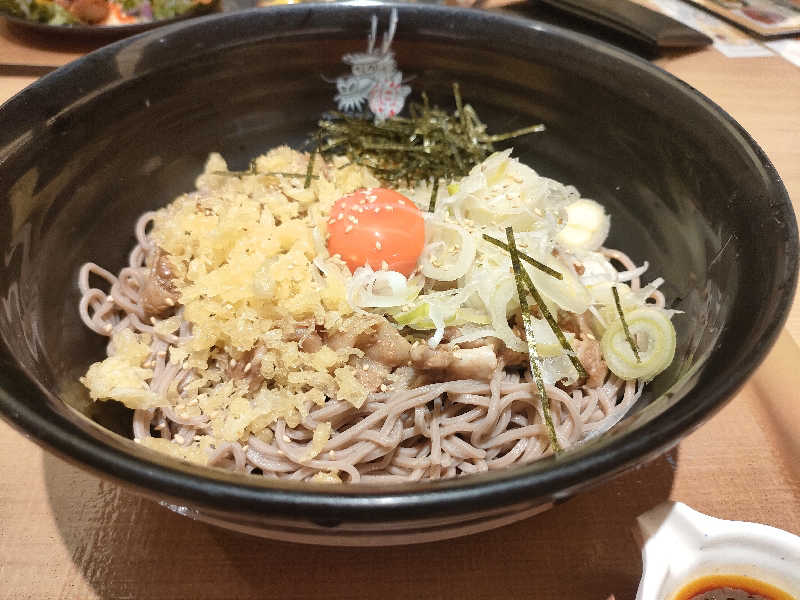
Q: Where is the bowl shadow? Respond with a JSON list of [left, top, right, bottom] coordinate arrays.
[[44, 447, 677, 599]]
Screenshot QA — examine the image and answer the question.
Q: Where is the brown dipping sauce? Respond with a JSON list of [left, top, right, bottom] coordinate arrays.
[[670, 575, 796, 600]]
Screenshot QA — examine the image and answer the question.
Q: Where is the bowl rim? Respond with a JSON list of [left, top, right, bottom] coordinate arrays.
[[0, 2, 797, 524]]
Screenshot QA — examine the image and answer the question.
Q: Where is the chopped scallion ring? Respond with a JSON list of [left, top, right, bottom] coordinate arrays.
[[600, 306, 676, 381]]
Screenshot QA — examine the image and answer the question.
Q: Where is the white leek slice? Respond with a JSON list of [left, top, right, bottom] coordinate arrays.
[[556, 198, 610, 251], [487, 276, 527, 352], [580, 251, 620, 287], [528, 255, 591, 315], [591, 281, 633, 312], [540, 354, 579, 386], [529, 318, 576, 359], [600, 307, 676, 381], [348, 266, 422, 308], [420, 221, 476, 282]]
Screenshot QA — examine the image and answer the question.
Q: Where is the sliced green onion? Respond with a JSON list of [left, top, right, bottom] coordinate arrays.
[[600, 306, 676, 381], [613, 285, 640, 362], [506, 227, 561, 453], [482, 234, 563, 280]]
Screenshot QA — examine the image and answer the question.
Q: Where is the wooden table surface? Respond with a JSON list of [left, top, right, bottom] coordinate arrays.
[[1, 18, 799, 600]]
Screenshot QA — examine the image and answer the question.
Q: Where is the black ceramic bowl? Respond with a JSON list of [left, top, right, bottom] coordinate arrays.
[[0, 4, 796, 545]]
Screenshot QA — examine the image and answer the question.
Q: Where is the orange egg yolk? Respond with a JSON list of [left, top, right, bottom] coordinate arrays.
[[327, 188, 425, 276]]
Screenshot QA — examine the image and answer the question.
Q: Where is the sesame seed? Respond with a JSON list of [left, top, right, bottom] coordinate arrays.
[[328, 450, 336, 459], [385, 205, 394, 211], [103, 324, 113, 333], [375, 241, 382, 250], [106, 295, 114, 303], [348, 215, 358, 224], [359, 199, 366, 205], [345, 225, 353, 233], [174, 434, 185, 444], [165, 298, 175, 306], [380, 260, 388, 271], [337, 213, 344, 220], [398, 199, 405, 205], [374, 207, 381, 213], [150, 316, 157, 324], [155, 423, 166, 430], [362, 363, 370, 371], [244, 362, 252, 373], [242, 445, 249, 452], [380, 384, 388, 392], [230, 359, 237, 368], [283, 434, 291, 443]]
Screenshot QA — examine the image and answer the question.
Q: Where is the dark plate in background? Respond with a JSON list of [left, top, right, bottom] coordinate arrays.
[[0, 0, 217, 38]]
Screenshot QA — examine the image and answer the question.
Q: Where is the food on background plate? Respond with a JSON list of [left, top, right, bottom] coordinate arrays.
[[0, 0, 213, 26], [76, 11, 677, 483]]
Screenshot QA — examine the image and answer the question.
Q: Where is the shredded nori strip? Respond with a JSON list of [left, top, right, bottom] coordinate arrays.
[[486, 233, 587, 379], [304, 134, 320, 189], [315, 83, 544, 191], [482, 234, 563, 280], [214, 170, 318, 180], [429, 177, 440, 213], [613, 285, 641, 362], [506, 227, 562, 453], [517, 261, 588, 380]]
